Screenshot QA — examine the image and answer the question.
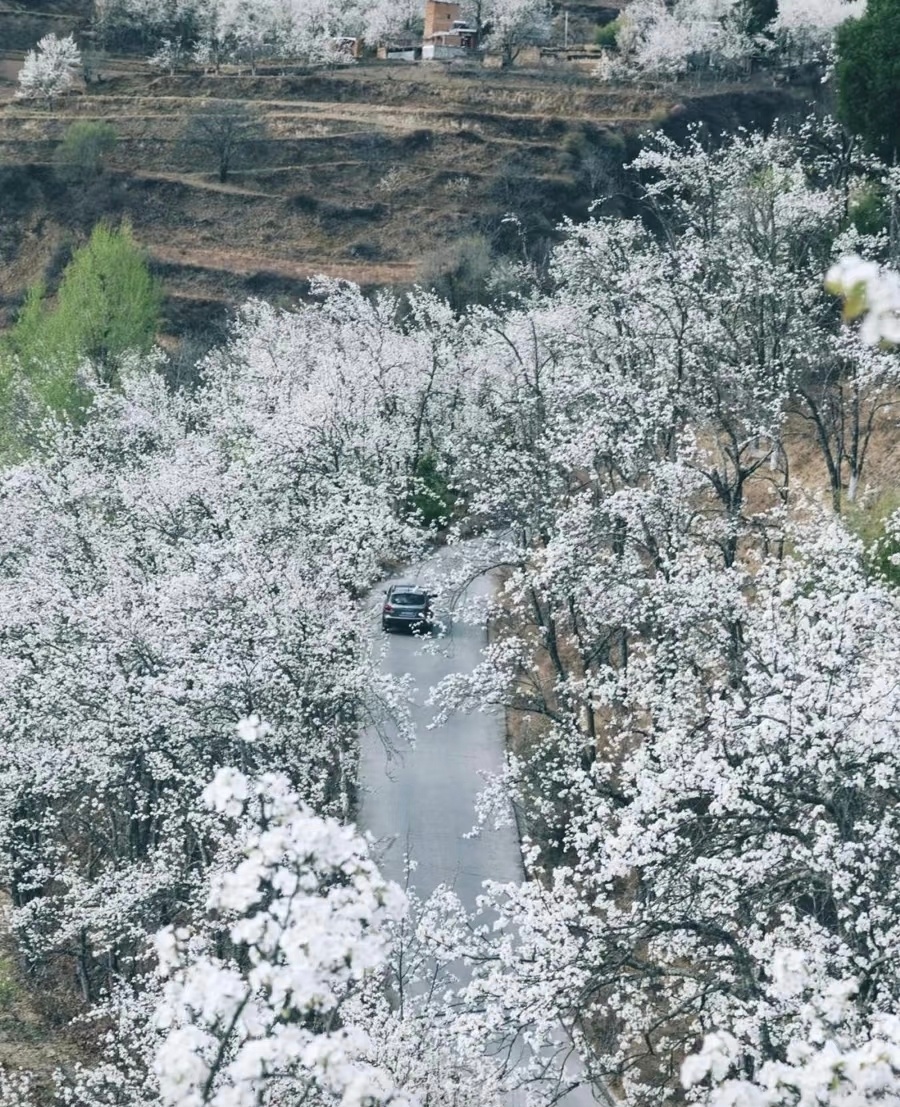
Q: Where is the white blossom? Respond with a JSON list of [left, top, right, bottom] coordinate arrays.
[[15, 33, 81, 106]]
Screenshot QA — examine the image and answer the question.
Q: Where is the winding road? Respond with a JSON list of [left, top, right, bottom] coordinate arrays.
[[358, 553, 522, 909], [358, 549, 609, 1107]]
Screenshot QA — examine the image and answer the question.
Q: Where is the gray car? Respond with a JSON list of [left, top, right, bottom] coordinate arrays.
[[381, 584, 434, 633]]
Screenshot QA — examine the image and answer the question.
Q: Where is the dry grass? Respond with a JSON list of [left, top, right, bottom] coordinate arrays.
[[0, 52, 808, 331], [0, 52, 733, 331], [150, 242, 418, 285], [0, 906, 86, 1100]]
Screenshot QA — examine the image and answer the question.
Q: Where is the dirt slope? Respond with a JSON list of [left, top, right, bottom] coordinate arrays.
[[0, 48, 807, 336]]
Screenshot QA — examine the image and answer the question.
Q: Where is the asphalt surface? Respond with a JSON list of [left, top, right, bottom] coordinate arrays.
[[358, 553, 524, 909], [358, 548, 609, 1107]]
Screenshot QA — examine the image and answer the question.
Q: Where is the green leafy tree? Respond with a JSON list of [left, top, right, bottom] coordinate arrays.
[[47, 221, 161, 377], [836, 0, 900, 158], [5, 282, 48, 369], [0, 281, 90, 441], [3, 222, 161, 430]]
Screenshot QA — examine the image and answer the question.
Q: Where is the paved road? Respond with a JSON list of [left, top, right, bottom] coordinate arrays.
[[358, 551, 524, 909], [358, 548, 609, 1107]]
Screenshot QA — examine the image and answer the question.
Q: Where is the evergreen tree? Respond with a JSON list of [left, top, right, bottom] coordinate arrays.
[[836, 0, 900, 158], [739, 0, 777, 35]]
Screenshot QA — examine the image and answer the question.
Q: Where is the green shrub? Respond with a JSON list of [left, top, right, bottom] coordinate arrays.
[[0, 956, 19, 1006], [408, 453, 457, 529], [847, 492, 900, 588], [848, 182, 888, 236], [594, 19, 620, 49], [55, 120, 117, 181]]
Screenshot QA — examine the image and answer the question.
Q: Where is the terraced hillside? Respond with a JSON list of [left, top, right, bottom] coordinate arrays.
[[0, 52, 803, 337]]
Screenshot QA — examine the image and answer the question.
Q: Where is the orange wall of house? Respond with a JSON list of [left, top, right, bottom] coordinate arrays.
[[424, 0, 461, 39]]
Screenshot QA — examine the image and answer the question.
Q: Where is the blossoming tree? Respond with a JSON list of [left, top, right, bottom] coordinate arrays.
[[15, 34, 82, 108]]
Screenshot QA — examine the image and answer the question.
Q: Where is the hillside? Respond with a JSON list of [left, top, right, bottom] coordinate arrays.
[[0, 33, 809, 339]]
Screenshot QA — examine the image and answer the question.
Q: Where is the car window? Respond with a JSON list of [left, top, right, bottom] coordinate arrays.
[[391, 592, 426, 605]]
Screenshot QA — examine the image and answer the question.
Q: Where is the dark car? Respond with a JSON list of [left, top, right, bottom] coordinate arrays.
[[381, 584, 434, 633]]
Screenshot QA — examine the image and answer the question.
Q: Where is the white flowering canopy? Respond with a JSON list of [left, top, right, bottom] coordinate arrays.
[[16, 33, 82, 105], [154, 767, 409, 1107]]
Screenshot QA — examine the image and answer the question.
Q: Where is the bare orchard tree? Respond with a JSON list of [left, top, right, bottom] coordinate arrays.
[[375, 164, 415, 216], [180, 101, 266, 184]]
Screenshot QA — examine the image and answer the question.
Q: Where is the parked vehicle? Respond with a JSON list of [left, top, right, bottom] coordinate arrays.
[[381, 584, 434, 633]]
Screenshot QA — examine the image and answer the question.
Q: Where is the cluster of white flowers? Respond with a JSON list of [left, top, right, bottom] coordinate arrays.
[[15, 33, 81, 106], [675, 340, 900, 1103], [154, 767, 408, 1107], [599, 0, 861, 80], [772, 0, 865, 62], [826, 255, 900, 345], [684, 950, 900, 1107], [0, 1069, 37, 1107], [616, 0, 758, 78]]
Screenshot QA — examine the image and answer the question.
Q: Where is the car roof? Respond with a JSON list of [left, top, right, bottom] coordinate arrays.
[[391, 583, 425, 593]]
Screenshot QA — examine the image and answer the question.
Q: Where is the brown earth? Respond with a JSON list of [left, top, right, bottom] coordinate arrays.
[[0, 47, 811, 338]]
